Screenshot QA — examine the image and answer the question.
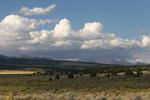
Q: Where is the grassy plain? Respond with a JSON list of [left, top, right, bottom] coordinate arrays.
[[0, 72, 149, 100]]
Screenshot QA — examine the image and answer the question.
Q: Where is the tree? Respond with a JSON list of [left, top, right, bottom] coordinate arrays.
[[55, 74, 60, 79], [124, 69, 135, 77], [68, 73, 74, 79], [49, 77, 52, 81], [79, 73, 83, 76], [104, 70, 111, 77], [136, 69, 143, 77], [110, 70, 118, 76], [90, 72, 97, 77]]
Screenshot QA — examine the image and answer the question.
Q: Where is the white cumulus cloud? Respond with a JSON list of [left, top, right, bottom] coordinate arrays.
[[0, 15, 38, 45], [28, 18, 143, 50], [141, 35, 150, 47], [1, 15, 150, 59], [52, 18, 71, 39], [29, 30, 51, 44], [0, 14, 55, 50], [19, 4, 56, 16]]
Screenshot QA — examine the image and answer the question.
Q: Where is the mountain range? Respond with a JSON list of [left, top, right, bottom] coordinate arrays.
[[0, 54, 146, 71]]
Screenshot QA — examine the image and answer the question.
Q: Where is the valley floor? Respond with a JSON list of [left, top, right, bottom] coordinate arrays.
[[0, 73, 149, 100], [0, 90, 150, 100]]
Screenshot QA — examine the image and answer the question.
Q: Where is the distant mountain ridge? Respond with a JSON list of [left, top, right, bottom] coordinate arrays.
[[81, 58, 133, 65], [0, 54, 104, 70], [0, 54, 146, 71], [0, 55, 8, 59]]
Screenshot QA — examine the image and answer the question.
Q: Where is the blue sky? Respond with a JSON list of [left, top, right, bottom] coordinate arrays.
[[0, 0, 150, 63], [1, 0, 150, 38]]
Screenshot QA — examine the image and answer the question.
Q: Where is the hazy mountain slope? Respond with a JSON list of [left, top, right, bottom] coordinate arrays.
[[0, 55, 100, 70]]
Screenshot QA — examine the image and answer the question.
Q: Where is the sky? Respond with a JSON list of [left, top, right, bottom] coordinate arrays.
[[0, 0, 150, 63]]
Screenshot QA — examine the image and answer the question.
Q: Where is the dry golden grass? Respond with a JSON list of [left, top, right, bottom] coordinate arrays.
[[0, 70, 33, 74], [0, 90, 150, 100]]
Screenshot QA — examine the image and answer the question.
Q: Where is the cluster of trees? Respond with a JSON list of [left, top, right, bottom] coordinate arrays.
[[33, 67, 144, 82]]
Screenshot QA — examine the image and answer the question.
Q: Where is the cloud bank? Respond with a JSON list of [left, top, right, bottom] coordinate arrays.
[[0, 15, 149, 52], [27, 18, 147, 50], [0, 4, 150, 63]]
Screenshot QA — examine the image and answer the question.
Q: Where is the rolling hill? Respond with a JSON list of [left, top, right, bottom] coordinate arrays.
[[0, 55, 104, 70]]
